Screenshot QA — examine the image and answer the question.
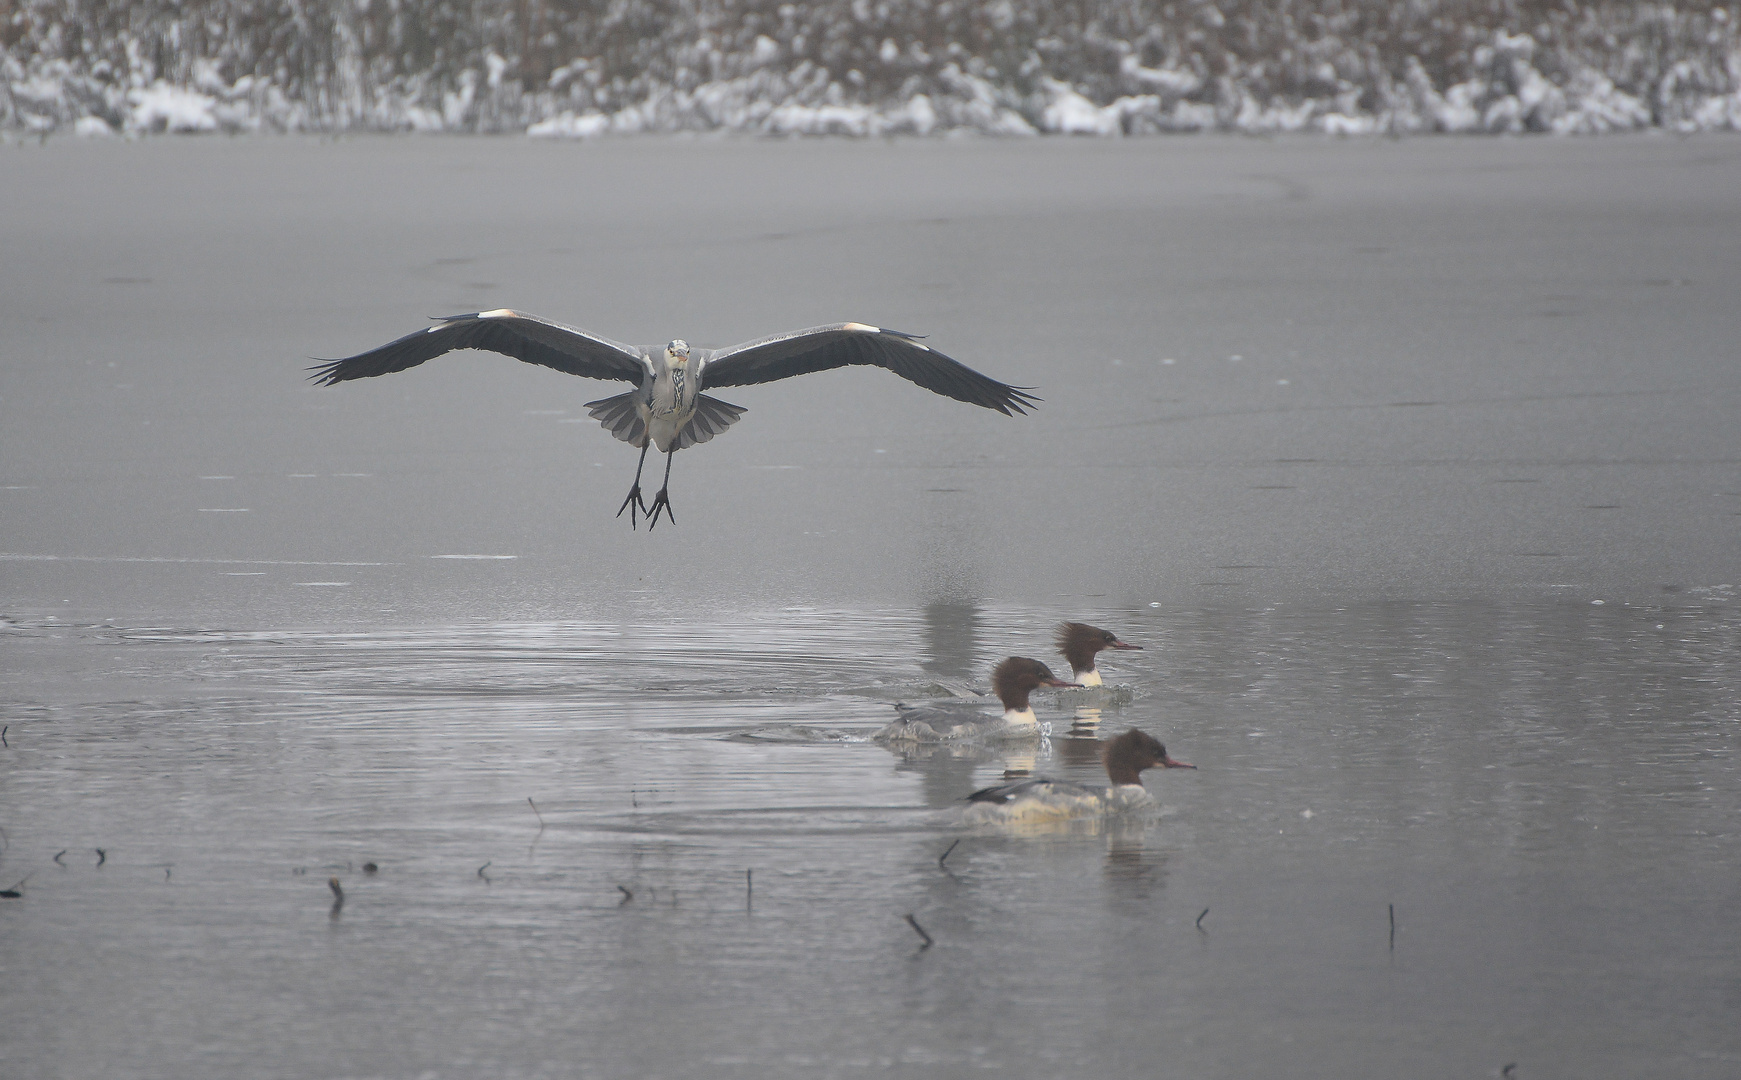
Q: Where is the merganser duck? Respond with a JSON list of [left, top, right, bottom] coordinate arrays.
[[1054, 622, 1142, 687], [874, 657, 1078, 743], [962, 728, 1195, 824], [311, 313, 1038, 529]]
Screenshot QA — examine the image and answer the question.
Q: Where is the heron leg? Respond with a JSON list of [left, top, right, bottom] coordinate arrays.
[[617, 441, 651, 529], [647, 450, 677, 530]]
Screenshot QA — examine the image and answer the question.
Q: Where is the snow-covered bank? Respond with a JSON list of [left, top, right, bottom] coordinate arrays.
[[4, 1, 1739, 137]]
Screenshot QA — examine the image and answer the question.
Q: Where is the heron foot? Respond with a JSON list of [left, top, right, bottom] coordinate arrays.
[[616, 484, 647, 529], [647, 487, 675, 530]]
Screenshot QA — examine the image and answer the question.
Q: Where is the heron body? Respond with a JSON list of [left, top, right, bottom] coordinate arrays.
[[310, 310, 1037, 529]]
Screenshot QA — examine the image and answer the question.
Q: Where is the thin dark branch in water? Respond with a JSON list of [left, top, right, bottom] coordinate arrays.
[[938, 840, 960, 869], [95, 848, 106, 866], [630, 788, 638, 808], [165, 866, 172, 881], [1389, 903, 1396, 949], [527, 797, 545, 830], [617, 885, 634, 904], [1196, 907, 1209, 931], [904, 913, 933, 950], [2, 725, 8, 747], [53, 850, 67, 865], [1, 873, 32, 897], [1502, 1064, 1517, 1078], [328, 877, 344, 901], [477, 861, 491, 881]]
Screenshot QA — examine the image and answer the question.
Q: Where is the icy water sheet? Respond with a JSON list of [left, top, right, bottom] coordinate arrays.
[[2, 598, 1739, 1080]]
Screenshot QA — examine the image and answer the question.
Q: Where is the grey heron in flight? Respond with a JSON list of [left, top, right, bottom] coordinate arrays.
[[310, 309, 1039, 529]]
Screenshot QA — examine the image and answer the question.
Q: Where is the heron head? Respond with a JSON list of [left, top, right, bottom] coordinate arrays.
[[666, 339, 690, 363]]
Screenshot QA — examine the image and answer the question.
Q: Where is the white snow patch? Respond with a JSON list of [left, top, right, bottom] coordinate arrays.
[[1119, 55, 1202, 96], [766, 102, 875, 136], [528, 112, 611, 138], [74, 115, 115, 137], [129, 81, 217, 133], [1320, 112, 1378, 135], [1041, 79, 1120, 134]]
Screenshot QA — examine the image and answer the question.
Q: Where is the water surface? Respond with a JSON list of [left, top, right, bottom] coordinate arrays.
[[4, 598, 1739, 1079], [3, 134, 1741, 1078]]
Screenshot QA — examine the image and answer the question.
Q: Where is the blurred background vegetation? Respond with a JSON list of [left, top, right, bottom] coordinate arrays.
[[3, 1, 1738, 134]]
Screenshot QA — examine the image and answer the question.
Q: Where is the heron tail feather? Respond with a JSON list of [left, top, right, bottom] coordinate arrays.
[[584, 392, 647, 447]]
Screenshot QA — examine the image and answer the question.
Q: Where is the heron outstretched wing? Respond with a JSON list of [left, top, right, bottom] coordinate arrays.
[[698, 323, 1039, 415], [309, 309, 649, 386]]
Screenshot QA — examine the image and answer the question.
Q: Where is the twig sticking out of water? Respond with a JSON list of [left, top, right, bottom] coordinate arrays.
[[631, 788, 638, 808], [1389, 903, 1396, 950], [904, 913, 933, 950], [53, 850, 67, 866], [95, 849, 106, 866], [329, 877, 344, 901], [528, 797, 545, 831], [938, 840, 959, 870], [1, 873, 31, 898], [165, 866, 171, 881], [1196, 908, 1210, 931], [2, 725, 8, 747], [477, 861, 492, 882], [1501, 1064, 1516, 1078], [617, 885, 634, 905]]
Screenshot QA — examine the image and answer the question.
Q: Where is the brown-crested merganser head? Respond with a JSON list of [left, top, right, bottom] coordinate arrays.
[[1054, 622, 1141, 685], [1101, 728, 1195, 785], [990, 656, 1080, 712], [666, 339, 690, 364]]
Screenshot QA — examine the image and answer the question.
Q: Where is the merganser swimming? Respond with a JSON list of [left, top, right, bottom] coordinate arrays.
[[1054, 622, 1142, 687], [311, 312, 1038, 530], [874, 657, 1079, 743], [962, 728, 1194, 824]]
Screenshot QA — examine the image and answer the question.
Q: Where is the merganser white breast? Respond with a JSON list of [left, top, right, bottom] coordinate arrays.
[[962, 728, 1194, 824], [1054, 621, 1143, 687], [311, 312, 1038, 530], [874, 657, 1079, 743]]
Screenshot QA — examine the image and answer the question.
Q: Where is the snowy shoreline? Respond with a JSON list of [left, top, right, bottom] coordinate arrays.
[[6, 2, 1740, 138]]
